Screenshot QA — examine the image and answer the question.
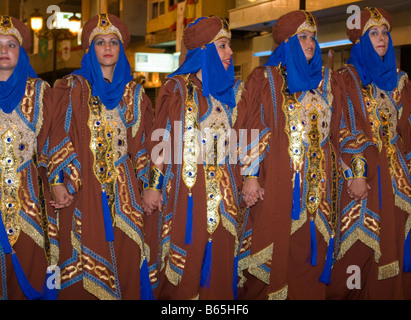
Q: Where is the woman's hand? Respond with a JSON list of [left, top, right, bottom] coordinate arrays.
[[241, 178, 264, 208], [142, 189, 163, 214], [50, 185, 74, 209], [347, 178, 370, 201]]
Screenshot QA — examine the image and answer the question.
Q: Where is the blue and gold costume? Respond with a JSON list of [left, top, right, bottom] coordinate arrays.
[[0, 15, 55, 300], [49, 14, 154, 300]]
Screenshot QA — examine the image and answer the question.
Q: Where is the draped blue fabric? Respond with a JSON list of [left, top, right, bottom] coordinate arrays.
[[73, 40, 132, 109], [347, 29, 397, 91], [168, 42, 236, 108], [0, 46, 37, 114], [264, 34, 323, 94]]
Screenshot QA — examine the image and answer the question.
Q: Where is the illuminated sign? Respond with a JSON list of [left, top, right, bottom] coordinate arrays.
[[135, 52, 180, 73]]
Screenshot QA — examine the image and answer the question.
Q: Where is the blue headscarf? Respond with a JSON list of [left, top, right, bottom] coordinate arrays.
[[73, 40, 132, 109], [264, 34, 323, 94], [168, 40, 236, 109], [0, 45, 37, 114], [347, 29, 397, 91]]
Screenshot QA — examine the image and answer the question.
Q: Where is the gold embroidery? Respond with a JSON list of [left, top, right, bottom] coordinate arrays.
[[221, 169, 238, 229], [84, 277, 119, 300], [19, 168, 45, 251], [149, 266, 158, 287], [165, 249, 185, 286], [201, 95, 233, 236], [0, 15, 22, 45], [237, 255, 250, 288], [20, 79, 35, 124], [284, 71, 333, 235], [206, 182, 222, 235], [247, 243, 273, 285], [115, 166, 145, 254], [305, 109, 323, 215], [363, 7, 391, 36], [122, 81, 143, 138], [87, 91, 117, 226], [160, 240, 170, 271], [0, 130, 21, 247], [48, 210, 59, 265], [61, 259, 82, 282], [330, 144, 339, 235], [351, 155, 367, 178], [48, 143, 74, 175], [67, 161, 82, 191], [380, 111, 396, 179], [72, 230, 81, 254], [83, 254, 117, 289], [362, 85, 382, 151], [406, 215, 411, 243], [377, 260, 399, 280], [377, 88, 411, 217], [182, 78, 200, 194], [396, 194, 411, 224], [338, 228, 381, 262], [278, 66, 304, 172], [220, 168, 239, 251], [88, 14, 124, 46], [364, 84, 411, 216], [324, 68, 334, 108], [147, 167, 164, 190], [398, 72, 408, 93], [204, 137, 222, 236], [233, 81, 244, 127], [116, 216, 144, 254], [268, 285, 288, 300], [208, 17, 231, 43], [291, 210, 307, 235], [19, 217, 43, 248], [35, 80, 46, 137], [293, 11, 317, 37]]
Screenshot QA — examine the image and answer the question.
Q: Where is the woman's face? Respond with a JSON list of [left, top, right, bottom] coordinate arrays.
[[93, 33, 120, 68], [297, 30, 316, 62], [368, 25, 389, 57], [214, 37, 233, 71], [0, 34, 20, 74]]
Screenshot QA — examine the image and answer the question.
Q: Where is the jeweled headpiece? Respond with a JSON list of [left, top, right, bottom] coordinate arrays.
[[0, 15, 31, 52], [81, 13, 130, 50]]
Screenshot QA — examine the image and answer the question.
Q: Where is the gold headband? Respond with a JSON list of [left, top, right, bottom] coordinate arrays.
[[209, 17, 231, 43], [0, 15, 23, 45], [293, 10, 317, 38], [88, 14, 123, 45], [362, 7, 391, 35]]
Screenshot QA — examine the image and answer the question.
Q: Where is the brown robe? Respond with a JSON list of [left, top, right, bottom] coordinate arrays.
[[146, 73, 266, 299], [237, 65, 353, 300], [49, 74, 153, 300], [0, 78, 53, 299], [327, 65, 411, 299]]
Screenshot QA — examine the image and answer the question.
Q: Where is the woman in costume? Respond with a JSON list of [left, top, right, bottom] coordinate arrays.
[[50, 13, 154, 300], [327, 7, 411, 299], [236, 10, 369, 300], [142, 16, 267, 300], [0, 15, 55, 299]]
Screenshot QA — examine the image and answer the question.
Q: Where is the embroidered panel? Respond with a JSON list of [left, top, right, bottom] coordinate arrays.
[[278, 66, 334, 236], [365, 84, 411, 218], [0, 78, 47, 250], [165, 243, 186, 286]]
